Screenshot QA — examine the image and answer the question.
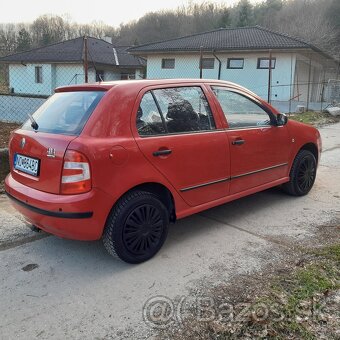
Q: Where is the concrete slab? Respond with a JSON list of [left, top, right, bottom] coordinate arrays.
[[0, 122, 339, 339], [0, 195, 35, 246]]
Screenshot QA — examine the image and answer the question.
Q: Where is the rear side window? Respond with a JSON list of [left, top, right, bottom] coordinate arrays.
[[137, 92, 166, 136], [153, 87, 216, 133], [136, 86, 216, 136], [22, 91, 105, 135]]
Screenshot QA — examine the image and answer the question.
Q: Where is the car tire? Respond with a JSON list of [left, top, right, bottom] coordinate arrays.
[[103, 190, 169, 264], [282, 150, 317, 196]]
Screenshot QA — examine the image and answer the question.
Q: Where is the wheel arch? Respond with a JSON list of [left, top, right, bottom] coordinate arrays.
[[299, 142, 319, 164], [107, 182, 177, 228]]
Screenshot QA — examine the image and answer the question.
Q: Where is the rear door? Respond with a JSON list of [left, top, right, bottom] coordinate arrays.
[[210, 86, 290, 195], [133, 85, 230, 207]]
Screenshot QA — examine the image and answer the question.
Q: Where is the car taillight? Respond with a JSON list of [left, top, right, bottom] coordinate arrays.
[[61, 150, 91, 194]]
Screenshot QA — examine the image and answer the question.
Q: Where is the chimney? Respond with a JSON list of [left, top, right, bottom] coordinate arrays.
[[103, 36, 112, 44]]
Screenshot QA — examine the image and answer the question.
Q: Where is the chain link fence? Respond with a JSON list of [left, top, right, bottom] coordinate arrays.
[[145, 49, 340, 115], [0, 48, 339, 124], [0, 63, 88, 123]]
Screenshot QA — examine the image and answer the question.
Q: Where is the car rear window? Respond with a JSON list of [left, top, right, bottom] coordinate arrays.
[[21, 91, 106, 135]]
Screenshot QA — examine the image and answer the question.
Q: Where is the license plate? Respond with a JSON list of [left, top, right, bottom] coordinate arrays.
[[14, 154, 40, 177]]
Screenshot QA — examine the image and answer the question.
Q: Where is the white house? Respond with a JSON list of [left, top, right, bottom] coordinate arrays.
[[129, 26, 339, 112], [0, 36, 146, 96]]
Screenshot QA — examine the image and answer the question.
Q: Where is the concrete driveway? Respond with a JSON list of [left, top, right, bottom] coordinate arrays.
[[0, 123, 339, 339]]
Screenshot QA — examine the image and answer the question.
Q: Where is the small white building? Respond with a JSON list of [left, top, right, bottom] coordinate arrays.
[[129, 26, 339, 112], [0, 36, 146, 96]]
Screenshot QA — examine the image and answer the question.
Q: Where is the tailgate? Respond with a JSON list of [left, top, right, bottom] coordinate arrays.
[[10, 129, 76, 194]]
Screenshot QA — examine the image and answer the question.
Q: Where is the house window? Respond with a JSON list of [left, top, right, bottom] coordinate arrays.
[[201, 58, 215, 69], [227, 58, 244, 69], [121, 73, 136, 80], [35, 66, 42, 83], [257, 58, 276, 69], [161, 58, 175, 69]]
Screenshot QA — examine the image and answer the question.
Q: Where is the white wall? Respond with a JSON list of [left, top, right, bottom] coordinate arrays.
[[55, 64, 86, 88], [103, 70, 121, 81], [9, 63, 100, 96], [9, 64, 53, 96], [146, 52, 297, 101]]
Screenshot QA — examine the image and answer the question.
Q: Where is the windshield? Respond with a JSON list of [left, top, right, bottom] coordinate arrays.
[[22, 91, 106, 135]]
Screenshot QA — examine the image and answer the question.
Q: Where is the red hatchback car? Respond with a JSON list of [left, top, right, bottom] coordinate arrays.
[[5, 79, 321, 263]]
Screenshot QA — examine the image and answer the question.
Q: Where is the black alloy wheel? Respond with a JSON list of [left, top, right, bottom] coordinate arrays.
[[103, 190, 169, 263], [282, 150, 317, 196], [123, 204, 163, 256]]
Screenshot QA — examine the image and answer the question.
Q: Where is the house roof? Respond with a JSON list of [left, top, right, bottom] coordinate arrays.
[[128, 26, 324, 54], [0, 37, 145, 68]]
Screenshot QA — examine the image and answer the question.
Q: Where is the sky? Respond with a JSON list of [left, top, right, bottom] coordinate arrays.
[[0, 0, 260, 27]]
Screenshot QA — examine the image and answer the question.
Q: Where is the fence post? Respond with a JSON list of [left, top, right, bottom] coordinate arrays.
[[267, 50, 272, 103], [289, 53, 293, 114], [306, 57, 312, 111], [320, 69, 326, 113]]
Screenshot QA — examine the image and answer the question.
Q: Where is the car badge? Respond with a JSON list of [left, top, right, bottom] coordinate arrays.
[[47, 147, 56, 158], [20, 137, 26, 149]]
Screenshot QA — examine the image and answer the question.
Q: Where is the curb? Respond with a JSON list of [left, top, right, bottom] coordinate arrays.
[[0, 148, 9, 182]]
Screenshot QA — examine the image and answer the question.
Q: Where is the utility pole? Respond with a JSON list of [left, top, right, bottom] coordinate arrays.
[[199, 46, 203, 79]]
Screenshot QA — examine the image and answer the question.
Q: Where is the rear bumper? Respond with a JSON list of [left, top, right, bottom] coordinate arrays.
[[5, 174, 114, 240]]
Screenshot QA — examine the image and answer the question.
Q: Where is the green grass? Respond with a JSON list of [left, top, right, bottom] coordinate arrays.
[[238, 244, 340, 338], [161, 243, 340, 339], [313, 243, 340, 263], [288, 111, 340, 126], [289, 111, 324, 125], [276, 265, 337, 334]]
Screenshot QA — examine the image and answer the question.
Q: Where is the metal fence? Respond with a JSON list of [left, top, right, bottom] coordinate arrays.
[[0, 49, 339, 124], [145, 49, 340, 115]]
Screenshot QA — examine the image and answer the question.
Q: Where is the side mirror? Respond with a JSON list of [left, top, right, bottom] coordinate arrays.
[[276, 113, 288, 126]]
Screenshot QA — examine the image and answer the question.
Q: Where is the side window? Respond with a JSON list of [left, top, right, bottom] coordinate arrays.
[[161, 58, 175, 69], [152, 86, 216, 133], [137, 91, 166, 136], [211, 87, 272, 128]]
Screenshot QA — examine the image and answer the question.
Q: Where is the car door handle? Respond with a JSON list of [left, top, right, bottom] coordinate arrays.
[[232, 139, 245, 145], [153, 149, 172, 157]]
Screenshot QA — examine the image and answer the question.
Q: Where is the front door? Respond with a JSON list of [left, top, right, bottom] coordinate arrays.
[[211, 86, 290, 195], [133, 85, 230, 207]]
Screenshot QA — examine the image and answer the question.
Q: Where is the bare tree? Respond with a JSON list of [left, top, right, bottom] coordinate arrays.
[[0, 24, 17, 55], [264, 0, 338, 55], [0, 0, 339, 56]]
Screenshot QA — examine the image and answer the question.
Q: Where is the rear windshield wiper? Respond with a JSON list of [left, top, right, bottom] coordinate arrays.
[[28, 113, 39, 131]]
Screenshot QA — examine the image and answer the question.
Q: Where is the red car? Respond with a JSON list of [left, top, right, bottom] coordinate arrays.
[[5, 79, 321, 263]]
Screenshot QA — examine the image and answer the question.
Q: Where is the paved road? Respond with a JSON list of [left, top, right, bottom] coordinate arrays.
[[0, 123, 339, 339]]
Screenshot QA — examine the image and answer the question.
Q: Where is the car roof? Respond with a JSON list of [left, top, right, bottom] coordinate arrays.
[[55, 78, 246, 93]]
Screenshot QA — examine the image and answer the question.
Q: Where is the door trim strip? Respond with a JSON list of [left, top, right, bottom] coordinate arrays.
[[180, 177, 230, 192], [230, 162, 288, 180], [180, 163, 288, 192]]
